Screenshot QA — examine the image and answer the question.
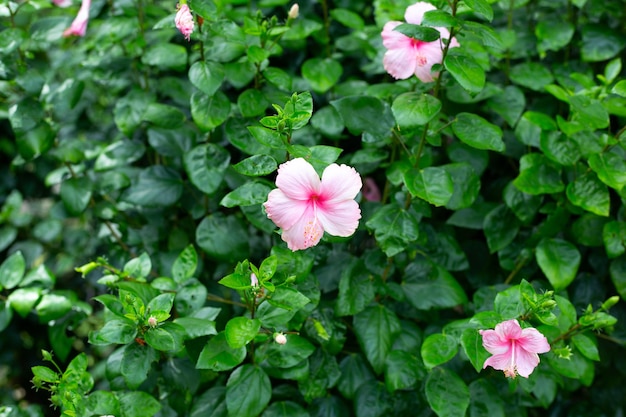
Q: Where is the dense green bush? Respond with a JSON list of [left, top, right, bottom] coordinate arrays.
[[1, 0, 626, 416]]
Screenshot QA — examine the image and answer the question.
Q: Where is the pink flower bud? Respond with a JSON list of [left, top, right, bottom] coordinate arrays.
[[63, 0, 91, 37], [250, 272, 259, 287], [175, 3, 194, 41], [362, 178, 381, 202], [274, 333, 287, 345], [288, 3, 299, 19], [52, 0, 72, 8], [148, 316, 158, 328]]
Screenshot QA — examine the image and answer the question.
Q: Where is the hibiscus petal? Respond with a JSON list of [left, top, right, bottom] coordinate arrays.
[[404, 1, 436, 25], [495, 319, 522, 340], [264, 188, 309, 231], [413, 40, 444, 83], [514, 346, 541, 378], [320, 164, 362, 202], [483, 352, 512, 372], [275, 158, 321, 200], [518, 328, 551, 354], [281, 207, 324, 251], [383, 47, 418, 80], [479, 329, 510, 355], [382, 21, 412, 49], [317, 199, 361, 237]]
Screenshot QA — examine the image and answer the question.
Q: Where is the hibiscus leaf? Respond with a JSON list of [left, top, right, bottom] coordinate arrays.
[[393, 23, 441, 42], [444, 49, 485, 94]]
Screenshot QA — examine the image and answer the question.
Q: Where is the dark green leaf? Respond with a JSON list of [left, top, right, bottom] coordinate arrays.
[[121, 166, 183, 207], [391, 92, 441, 129], [444, 49, 485, 94], [402, 257, 468, 309], [220, 182, 272, 208], [226, 365, 272, 417], [425, 367, 469, 417], [421, 333, 458, 368], [331, 96, 395, 139], [121, 343, 157, 389], [353, 305, 401, 374], [191, 90, 231, 131], [452, 112, 504, 152], [302, 58, 343, 93], [184, 143, 230, 195], [566, 172, 610, 217], [225, 317, 261, 348], [536, 238, 581, 291], [513, 153, 564, 195], [393, 23, 441, 42], [197, 332, 246, 371], [196, 214, 249, 262], [189, 61, 225, 96], [172, 244, 198, 284], [0, 251, 25, 289]]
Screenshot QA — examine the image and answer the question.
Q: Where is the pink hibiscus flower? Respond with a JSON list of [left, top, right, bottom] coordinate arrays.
[[263, 158, 362, 251], [175, 3, 194, 41], [479, 319, 551, 378], [381, 1, 459, 82], [63, 0, 91, 37]]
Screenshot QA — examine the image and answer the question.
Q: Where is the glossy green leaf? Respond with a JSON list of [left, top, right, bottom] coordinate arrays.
[[588, 152, 626, 191], [220, 182, 272, 208], [513, 153, 564, 195], [225, 317, 261, 348], [452, 112, 504, 152], [338, 354, 376, 399], [421, 333, 458, 369], [196, 332, 246, 371], [393, 23, 441, 42], [196, 214, 249, 262], [402, 257, 468, 309], [535, 20, 575, 54], [425, 367, 470, 417], [189, 61, 225, 96], [190, 90, 230, 131], [391, 92, 441, 129], [233, 155, 278, 176], [353, 305, 401, 375], [184, 143, 231, 195], [483, 204, 519, 253], [461, 328, 491, 373], [121, 166, 183, 207], [0, 251, 25, 290], [510, 62, 554, 91], [365, 204, 419, 257], [117, 391, 161, 417], [468, 379, 505, 417], [172, 244, 198, 284], [503, 181, 542, 223], [444, 49, 485, 94], [463, 0, 493, 21], [566, 172, 610, 217], [7, 288, 41, 317], [405, 166, 454, 207], [264, 334, 316, 368], [539, 131, 581, 166], [331, 96, 395, 139], [121, 343, 157, 389], [581, 24, 626, 62], [536, 238, 581, 291], [226, 365, 272, 417], [302, 58, 343, 93], [335, 260, 376, 317]]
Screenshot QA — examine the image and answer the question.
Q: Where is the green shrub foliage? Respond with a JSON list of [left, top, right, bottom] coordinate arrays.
[[1, 0, 626, 416]]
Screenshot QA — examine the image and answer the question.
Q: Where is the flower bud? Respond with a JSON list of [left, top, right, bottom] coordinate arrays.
[[175, 3, 194, 41], [274, 332, 287, 345], [75, 261, 98, 277], [288, 3, 299, 20], [148, 316, 158, 328], [250, 272, 259, 287], [602, 295, 620, 310], [41, 349, 53, 362]]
